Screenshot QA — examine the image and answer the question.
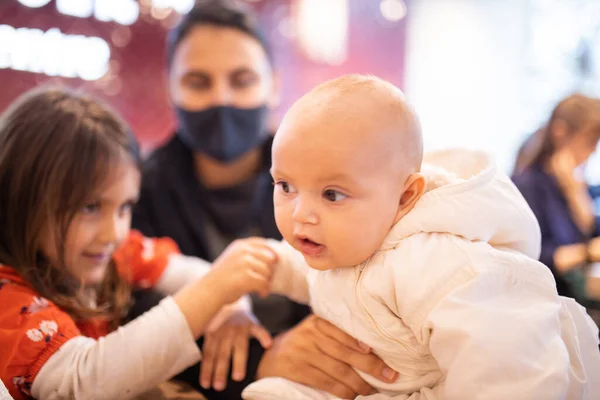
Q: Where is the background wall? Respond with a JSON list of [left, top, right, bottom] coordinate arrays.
[[0, 0, 408, 150]]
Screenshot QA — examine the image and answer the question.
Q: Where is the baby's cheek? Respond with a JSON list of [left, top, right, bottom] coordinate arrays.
[[273, 206, 292, 235]]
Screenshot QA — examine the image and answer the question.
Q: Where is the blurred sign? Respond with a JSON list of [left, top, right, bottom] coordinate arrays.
[[0, 25, 110, 81], [16, 0, 51, 7], [149, 0, 194, 14], [17, 0, 194, 24], [296, 0, 348, 65], [18, 0, 139, 25], [3, 0, 194, 81]]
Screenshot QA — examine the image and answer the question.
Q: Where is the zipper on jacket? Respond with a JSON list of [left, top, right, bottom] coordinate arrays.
[[355, 254, 425, 358]]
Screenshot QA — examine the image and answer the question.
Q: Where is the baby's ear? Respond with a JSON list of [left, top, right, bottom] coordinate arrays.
[[394, 173, 425, 223]]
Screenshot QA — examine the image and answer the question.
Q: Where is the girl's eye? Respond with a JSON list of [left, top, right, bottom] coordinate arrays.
[[81, 202, 100, 215], [119, 201, 135, 215]]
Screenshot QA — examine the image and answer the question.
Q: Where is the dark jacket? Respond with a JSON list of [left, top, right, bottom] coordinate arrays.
[[132, 135, 310, 399], [133, 134, 309, 332]]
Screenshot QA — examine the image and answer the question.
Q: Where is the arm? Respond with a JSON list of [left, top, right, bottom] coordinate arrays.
[[250, 243, 399, 398], [122, 235, 252, 323], [32, 239, 276, 400], [416, 268, 570, 399], [526, 185, 590, 302], [32, 297, 202, 400], [193, 240, 367, 395], [514, 174, 586, 277], [156, 254, 252, 313], [266, 240, 311, 305], [32, 272, 239, 400], [372, 264, 571, 400], [155, 253, 211, 294]]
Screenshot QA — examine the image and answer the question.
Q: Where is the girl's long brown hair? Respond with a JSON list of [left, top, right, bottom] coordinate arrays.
[[513, 94, 600, 176], [0, 87, 140, 329]]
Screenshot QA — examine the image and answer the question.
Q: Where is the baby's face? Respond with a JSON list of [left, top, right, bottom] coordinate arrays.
[[271, 113, 407, 270]]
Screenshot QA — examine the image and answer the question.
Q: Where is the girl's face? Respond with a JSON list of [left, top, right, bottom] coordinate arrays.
[[42, 161, 141, 286], [556, 123, 600, 169]]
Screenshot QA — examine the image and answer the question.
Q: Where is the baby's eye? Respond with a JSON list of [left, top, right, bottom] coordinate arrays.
[[275, 180, 297, 194], [323, 189, 347, 202]]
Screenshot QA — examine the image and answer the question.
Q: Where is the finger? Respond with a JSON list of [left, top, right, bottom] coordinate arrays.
[[254, 317, 368, 397], [291, 364, 362, 399], [231, 325, 250, 382], [314, 332, 397, 384], [308, 347, 374, 397], [249, 323, 273, 349], [314, 317, 370, 353], [239, 237, 270, 246], [244, 255, 273, 278], [245, 270, 270, 297], [200, 333, 218, 389], [212, 327, 236, 391], [245, 243, 278, 263], [229, 239, 276, 264]]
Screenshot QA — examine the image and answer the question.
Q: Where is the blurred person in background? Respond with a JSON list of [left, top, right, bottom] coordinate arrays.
[[132, 1, 397, 399], [513, 94, 600, 311]]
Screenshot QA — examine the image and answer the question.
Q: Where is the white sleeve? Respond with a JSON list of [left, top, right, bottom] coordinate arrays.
[[155, 254, 212, 295], [31, 297, 202, 400], [156, 254, 251, 329], [266, 240, 311, 305], [417, 269, 570, 400], [0, 379, 13, 400]]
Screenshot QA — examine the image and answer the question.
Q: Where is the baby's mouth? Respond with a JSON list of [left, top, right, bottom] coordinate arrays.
[[295, 236, 325, 257]]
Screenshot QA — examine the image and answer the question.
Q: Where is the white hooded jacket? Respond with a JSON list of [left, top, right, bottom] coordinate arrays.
[[246, 149, 600, 400]]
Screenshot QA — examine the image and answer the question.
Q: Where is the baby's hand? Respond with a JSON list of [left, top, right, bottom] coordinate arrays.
[[200, 309, 272, 391], [211, 238, 277, 304]]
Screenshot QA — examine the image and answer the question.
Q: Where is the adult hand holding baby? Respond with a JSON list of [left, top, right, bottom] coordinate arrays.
[[256, 315, 398, 399]]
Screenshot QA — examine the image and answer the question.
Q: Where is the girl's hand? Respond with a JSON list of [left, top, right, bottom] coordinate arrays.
[[550, 150, 581, 192], [210, 238, 278, 304], [173, 238, 277, 340]]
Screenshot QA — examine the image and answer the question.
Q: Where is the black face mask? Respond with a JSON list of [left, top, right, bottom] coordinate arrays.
[[175, 105, 269, 162]]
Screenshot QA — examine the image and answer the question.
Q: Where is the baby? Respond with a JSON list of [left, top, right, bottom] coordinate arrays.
[[242, 75, 600, 400]]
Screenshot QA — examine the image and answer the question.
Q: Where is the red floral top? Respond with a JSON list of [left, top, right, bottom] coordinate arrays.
[[0, 230, 179, 399]]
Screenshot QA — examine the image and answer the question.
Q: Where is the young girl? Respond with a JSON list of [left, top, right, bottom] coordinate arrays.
[[0, 88, 277, 400]]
